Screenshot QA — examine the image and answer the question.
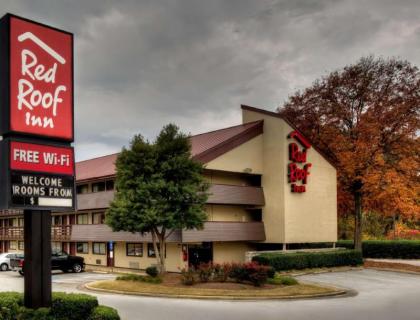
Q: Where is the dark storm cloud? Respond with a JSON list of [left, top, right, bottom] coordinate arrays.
[[0, 0, 419, 160]]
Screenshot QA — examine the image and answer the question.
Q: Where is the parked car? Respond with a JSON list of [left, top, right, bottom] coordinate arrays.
[[10, 251, 85, 276], [0, 253, 23, 271]]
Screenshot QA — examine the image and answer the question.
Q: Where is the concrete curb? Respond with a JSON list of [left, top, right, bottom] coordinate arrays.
[[284, 266, 363, 277], [84, 282, 348, 301], [365, 267, 420, 275]]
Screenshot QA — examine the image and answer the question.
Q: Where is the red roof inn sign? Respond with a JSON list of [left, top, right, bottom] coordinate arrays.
[[0, 14, 75, 210], [288, 130, 312, 193]]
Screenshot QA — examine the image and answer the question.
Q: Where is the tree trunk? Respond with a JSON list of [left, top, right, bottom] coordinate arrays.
[[151, 231, 163, 272], [151, 230, 166, 274], [354, 191, 363, 251]]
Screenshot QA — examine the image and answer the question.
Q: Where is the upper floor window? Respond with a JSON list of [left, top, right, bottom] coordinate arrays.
[[76, 184, 89, 194], [92, 181, 106, 193], [92, 212, 105, 224], [77, 214, 89, 225], [105, 180, 114, 191]]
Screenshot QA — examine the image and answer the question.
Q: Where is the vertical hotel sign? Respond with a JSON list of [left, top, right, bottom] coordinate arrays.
[[287, 130, 312, 193], [0, 14, 74, 210]]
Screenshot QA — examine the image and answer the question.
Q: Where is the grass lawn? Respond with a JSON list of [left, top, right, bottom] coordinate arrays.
[[88, 277, 341, 299]]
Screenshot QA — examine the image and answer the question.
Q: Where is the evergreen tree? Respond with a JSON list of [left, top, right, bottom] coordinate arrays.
[[106, 124, 209, 272]]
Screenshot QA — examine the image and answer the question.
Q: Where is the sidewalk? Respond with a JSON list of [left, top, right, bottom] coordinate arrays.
[[366, 259, 420, 267]]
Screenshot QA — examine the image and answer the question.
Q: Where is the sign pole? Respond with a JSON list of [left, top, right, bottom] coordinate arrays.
[[24, 210, 52, 308]]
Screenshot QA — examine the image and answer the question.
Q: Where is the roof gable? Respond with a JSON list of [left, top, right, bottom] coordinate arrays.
[[75, 120, 264, 182]]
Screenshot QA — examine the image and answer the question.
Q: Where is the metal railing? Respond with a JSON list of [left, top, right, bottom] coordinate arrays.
[[0, 225, 72, 241]]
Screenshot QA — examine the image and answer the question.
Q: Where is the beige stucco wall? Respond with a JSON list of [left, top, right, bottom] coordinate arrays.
[[203, 171, 250, 186], [113, 242, 184, 272], [206, 135, 263, 174], [282, 124, 337, 243], [243, 110, 287, 243], [213, 242, 255, 263], [242, 108, 337, 244], [206, 205, 253, 222]]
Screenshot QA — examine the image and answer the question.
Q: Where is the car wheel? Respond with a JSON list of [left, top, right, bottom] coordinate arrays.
[[0, 263, 8, 271], [72, 263, 82, 273], [19, 270, 24, 276]]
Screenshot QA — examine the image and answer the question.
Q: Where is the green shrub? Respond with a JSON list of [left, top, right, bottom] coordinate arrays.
[[213, 263, 232, 282], [145, 266, 159, 278], [337, 240, 420, 259], [267, 275, 299, 286], [0, 292, 119, 320], [116, 274, 162, 284], [180, 268, 196, 285], [197, 263, 213, 282], [266, 266, 275, 279], [51, 292, 98, 320], [15, 307, 52, 320], [88, 306, 120, 320], [228, 262, 270, 287], [0, 292, 22, 319], [252, 249, 363, 271]]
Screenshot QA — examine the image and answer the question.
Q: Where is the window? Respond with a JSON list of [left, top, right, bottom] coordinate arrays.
[[76, 184, 89, 194], [126, 243, 143, 257], [92, 212, 105, 224], [52, 215, 62, 225], [77, 214, 89, 225], [51, 242, 62, 254], [77, 242, 89, 254], [18, 241, 24, 251], [9, 241, 17, 250], [106, 180, 114, 191], [93, 242, 106, 255], [147, 243, 166, 258], [92, 182, 105, 193]]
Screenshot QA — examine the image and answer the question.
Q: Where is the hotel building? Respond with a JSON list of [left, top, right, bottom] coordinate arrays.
[[0, 105, 337, 272]]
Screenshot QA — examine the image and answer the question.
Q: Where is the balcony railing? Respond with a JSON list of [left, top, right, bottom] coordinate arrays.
[[0, 225, 72, 241], [0, 210, 23, 217]]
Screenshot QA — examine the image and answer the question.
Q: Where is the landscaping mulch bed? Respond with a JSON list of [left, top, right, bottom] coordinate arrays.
[[159, 273, 276, 290], [87, 272, 342, 299], [364, 260, 420, 273]]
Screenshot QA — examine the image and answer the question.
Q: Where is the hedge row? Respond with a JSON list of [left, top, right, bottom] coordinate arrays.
[[0, 292, 120, 320], [337, 240, 420, 259], [252, 250, 363, 271]]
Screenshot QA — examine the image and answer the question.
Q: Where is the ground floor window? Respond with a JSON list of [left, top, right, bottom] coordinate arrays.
[[9, 241, 17, 250], [147, 243, 166, 258], [51, 242, 62, 253], [77, 214, 89, 225], [127, 243, 143, 257], [18, 241, 24, 251], [77, 242, 89, 254], [93, 242, 106, 255]]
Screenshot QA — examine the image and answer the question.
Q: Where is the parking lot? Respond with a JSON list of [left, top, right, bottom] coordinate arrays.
[[0, 269, 419, 320]]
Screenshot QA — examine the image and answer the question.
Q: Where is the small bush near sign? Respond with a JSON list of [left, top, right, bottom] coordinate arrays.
[[0, 292, 120, 320], [252, 250, 363, 271], [337, 240, 420, 259]]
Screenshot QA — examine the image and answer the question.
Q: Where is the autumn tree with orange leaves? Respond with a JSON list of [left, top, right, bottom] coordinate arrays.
[[278, 56, 420, 250]]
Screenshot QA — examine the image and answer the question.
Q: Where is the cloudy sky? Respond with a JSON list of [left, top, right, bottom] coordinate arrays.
[[1, 0, 419, 160]]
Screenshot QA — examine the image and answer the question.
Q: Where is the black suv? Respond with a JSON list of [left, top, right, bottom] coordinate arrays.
[[11, 251, 85, 275]]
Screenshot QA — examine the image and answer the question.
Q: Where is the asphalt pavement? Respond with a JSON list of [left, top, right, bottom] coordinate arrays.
[[0, 269, 418, 320]]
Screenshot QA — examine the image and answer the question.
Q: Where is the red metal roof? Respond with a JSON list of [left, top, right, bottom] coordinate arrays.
[[76, 153, 118, 182], [190, 121, 262, 157], [75, 120, 264, 182]]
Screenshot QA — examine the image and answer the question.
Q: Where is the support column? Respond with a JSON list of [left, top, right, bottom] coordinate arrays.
[[24, 210, 52, 309]]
